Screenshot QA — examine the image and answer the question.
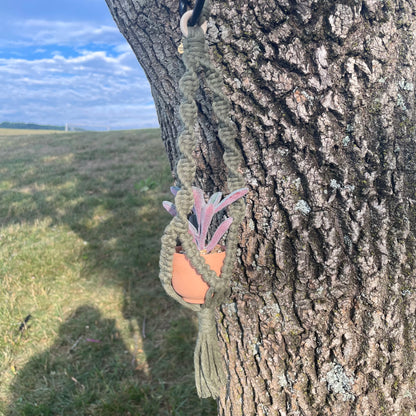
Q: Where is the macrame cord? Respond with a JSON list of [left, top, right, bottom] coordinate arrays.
[[159, 1, 246, 399]]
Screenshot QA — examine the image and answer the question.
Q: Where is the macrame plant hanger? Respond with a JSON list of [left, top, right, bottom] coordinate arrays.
[[159, 0, 246, 399]]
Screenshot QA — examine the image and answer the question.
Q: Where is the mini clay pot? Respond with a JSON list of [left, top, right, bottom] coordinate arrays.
[[172, 246, 225, 304]]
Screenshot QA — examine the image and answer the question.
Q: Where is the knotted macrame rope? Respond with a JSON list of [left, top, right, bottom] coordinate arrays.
[[159, 1, 245, 399]]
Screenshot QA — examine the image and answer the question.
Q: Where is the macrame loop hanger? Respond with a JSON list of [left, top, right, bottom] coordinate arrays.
[[159, 0, 246, 399], [180, 10, 207, 37]]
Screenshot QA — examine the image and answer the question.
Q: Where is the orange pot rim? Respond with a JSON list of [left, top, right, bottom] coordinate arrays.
[[174, 245, 226, 255]]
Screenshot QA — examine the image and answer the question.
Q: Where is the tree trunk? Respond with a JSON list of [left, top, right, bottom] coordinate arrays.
[[105, 0, 416, 414]]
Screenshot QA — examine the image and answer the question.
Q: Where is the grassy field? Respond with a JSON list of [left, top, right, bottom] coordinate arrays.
[[0, 129, 65, 136], [0, 129, 216, 415]]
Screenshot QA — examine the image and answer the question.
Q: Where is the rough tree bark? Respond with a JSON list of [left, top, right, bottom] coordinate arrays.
[[105, 0, 416, 414]]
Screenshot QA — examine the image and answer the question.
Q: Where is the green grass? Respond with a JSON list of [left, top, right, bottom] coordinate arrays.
[[0, 129, 217, 415], [0, 128, 65, 136]]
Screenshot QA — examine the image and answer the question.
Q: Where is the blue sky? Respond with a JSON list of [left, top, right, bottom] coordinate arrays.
[[0, 0, 158, 130]]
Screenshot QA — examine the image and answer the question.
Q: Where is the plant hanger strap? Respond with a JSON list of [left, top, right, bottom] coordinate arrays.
[[159, 0, 246, 399]]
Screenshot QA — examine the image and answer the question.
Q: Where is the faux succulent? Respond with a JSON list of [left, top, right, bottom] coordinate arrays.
[[163, 186, 248, 254]]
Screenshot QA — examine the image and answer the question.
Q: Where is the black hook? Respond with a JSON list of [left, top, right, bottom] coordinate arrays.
[[179, 0, 206, 26], [179, 0, 191, 17]]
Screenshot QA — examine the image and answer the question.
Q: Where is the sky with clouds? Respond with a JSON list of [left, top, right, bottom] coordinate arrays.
[[1, 0, 158, 130]]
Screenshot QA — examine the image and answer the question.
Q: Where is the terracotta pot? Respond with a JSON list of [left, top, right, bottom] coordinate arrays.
[[172, 246, 226, 304]]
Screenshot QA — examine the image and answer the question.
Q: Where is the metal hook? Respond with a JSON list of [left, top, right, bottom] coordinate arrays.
[[179, 0, 206, 26], [179, 0, 191, 17]]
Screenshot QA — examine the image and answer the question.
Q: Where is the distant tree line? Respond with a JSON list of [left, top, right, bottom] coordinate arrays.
[[0, 122, 65, 131]]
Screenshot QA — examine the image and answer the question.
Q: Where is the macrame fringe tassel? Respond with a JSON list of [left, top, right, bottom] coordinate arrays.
[[194, 308, 225, 398]]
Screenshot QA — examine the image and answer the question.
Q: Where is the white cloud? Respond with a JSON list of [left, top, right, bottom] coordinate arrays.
[[0, 11, 159, 130], [0, 49, 158, 129], [2, 19, 124, 48], [114, 43, 134, 54]]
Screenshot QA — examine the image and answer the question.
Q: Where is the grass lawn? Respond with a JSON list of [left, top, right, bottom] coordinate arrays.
[[0, 129, 65, 136], [0, 129, 217, 415]]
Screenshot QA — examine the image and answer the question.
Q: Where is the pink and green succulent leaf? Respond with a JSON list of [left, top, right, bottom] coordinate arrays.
[[162, 201, 177, 216], [164, 186, 248, 252], [188, 221, 199, 246], [205, 217, 233, 253], [192, 187, 205, 225], [199, 201, 216, 250], [208, 191, 222, 207], [215, 188, 249, 213], [170, 186, 180, 196]]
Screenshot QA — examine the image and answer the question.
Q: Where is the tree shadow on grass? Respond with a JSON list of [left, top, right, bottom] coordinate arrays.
[[1, 131, 217, 415]]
